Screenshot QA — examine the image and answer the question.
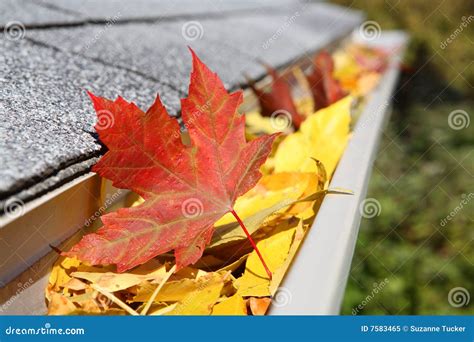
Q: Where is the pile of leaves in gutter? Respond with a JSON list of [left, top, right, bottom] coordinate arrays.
[[46, 43, 390, 315]]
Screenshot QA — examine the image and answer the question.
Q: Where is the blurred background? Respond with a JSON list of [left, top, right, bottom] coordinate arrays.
[[332, 0, 474, 314]]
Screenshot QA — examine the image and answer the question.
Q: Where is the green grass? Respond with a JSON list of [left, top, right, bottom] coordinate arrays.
[[330, 0, 473, 314]]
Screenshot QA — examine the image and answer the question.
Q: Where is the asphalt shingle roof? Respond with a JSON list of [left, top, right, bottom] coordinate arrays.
[[0, 0, 79, 28], [0, 0, 363, 212], [0, 38, 181, 205], [35, 0, 280, 21], [28, 21, 266, 94]]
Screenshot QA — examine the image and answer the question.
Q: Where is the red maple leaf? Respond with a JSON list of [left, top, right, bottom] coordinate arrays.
[[64, 49, 278, 275], [306, 50, 346, 110], [248, 63, 304, 129]]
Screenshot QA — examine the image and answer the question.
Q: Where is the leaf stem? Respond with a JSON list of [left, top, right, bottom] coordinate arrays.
[[141, 264, 176, 315], [230, 209, 272, 279]]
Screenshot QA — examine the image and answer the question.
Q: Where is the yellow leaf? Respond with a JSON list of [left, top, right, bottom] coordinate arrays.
[[48, 293, 78, 315], [218, 254, 249, 273], [172, 267, 207, 280], [131, 196, 145, 207], [133, 272, 225, 304], [333, 50, 361, 84], [210, 173, 318, 248], [71, 291, 103, 313], [295, 97, 315, 118], [245, 111, 292, 135], [287, 161, 327, 219], [269, 220, 306, 295], [72, 264, 166, 293], [273, 96, 352, 177], [212, 295, 247, 315], [211, 187, 348, 250], [48, 256, 82, 292], [133, 279, 202, 303], [165, 273, 225, 315], [149, 303, 178, 315], [236, 228, 296, 297], [63, 278, 88, 292], [215, 172, 310, 227]]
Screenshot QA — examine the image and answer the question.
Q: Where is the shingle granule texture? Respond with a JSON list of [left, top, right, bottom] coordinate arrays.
[[0, 38, 181, 206]]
